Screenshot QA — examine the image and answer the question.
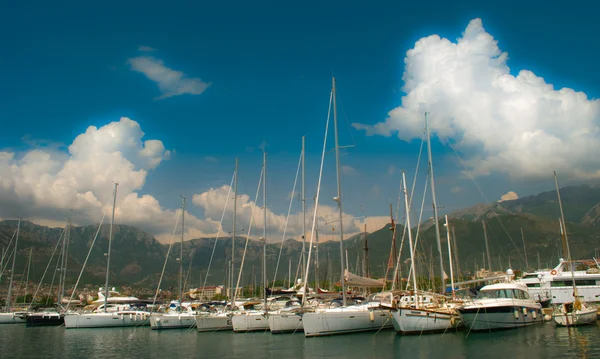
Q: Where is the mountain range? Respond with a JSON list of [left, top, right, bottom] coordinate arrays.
[[1, 184, 600, 290]]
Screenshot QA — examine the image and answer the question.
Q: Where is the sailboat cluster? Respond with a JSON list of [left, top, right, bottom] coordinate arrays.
[[1, 78, 598, 338]]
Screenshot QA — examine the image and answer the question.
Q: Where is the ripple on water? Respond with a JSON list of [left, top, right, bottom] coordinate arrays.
[[0, 321, 598, 358]]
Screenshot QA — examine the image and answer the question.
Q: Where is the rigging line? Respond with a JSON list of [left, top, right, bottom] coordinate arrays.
[[16, 248, 30, 303], [64, 188, 114, 312], [271, 149, 302, 290], [151, 209, 182, 311], [483, 219, 508, 262], [0, 228, 17, 266], [0, 243, 16, 277], [446, 142, 525, 263], [27, 227, 66, 307], [392, 129, 426, 289], [405, 175, 429, 291], [302, 88, 332, 306], [233, 166, 263, 305], [48, 241, 62, 303], [200, 171, 235, 301], [182, 247, 195, 296], [333, 85, 358, 149]]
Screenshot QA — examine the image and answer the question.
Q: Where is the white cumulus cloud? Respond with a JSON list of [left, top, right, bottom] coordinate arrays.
[[498, 191, 519, 202], [128, 56, 211, 99], [353, 18, 600, 180], [191, 184, 384, 242], [0, 117, 216, 241]]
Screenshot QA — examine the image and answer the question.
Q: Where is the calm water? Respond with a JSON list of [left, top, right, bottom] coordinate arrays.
[[1, 322, 599, 359]]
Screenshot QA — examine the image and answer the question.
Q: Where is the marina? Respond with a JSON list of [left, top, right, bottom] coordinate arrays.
[[2, 2, 600, 358]]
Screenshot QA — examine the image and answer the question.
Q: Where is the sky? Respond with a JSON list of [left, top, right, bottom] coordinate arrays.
[[1, 0, 599, 243]]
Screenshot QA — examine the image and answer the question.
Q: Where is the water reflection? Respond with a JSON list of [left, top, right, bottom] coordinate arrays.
[[0, 321, 598, 358]]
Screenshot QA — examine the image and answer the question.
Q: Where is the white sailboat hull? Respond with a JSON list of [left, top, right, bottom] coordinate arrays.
[[149, 313, 196, 330], [232, 312, 269, 332], [268, 312, 303, 334], [64, 311, 150, 328], [391, 307, 462, 334], [302, 307, 392, 337], [459, 305, 543, 331], [196, 314, 233, 332], [0, 312, 26, 324], [553, 308, 598, 327]]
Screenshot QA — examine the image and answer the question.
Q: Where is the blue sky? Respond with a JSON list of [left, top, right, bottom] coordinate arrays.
[[1, 0, 599, 240]]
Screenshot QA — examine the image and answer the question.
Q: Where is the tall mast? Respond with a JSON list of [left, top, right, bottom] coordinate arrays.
[[559, 218, 568, 260], [332, 77, 347, 307], [5, 219, 20, 312], [445, 215, 456, 298], [63, 217, 71, 302], [521, 228, 529, 269], [402, 172, 418, 307], [425, 112, 445, 293], [104, 183, 118, 313], [363, 223, 369, 278], [231, 159, 238, 302], [482, 221, 492, 272], [58, 220, 66, 304], [315, 229, 320, 290], [288, 258, 292, 288], [262, 151, 268, 312], [24, 247, 32, 304], [451, 226, 461, 279], [301, 136, 306, 283], [179, 196, 186, 310], [58, 217, 70, 304], [388, 204, 398, 286], [554, 172, 577, 296]]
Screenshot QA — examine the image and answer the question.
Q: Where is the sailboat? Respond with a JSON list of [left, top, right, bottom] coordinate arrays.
[[150, 196, 197, 330], [0, 219, 27, 324], [551, 171, 598, 327], [196, 162, 237, 332], [390, 114, 462, 335], [302, 77, 394, 337], [390, 172, 462, 334], [64, 184, 152, 328], [26, 218, 71, 327], [232, 152, 271, 332], [268, 137, 307, 334]]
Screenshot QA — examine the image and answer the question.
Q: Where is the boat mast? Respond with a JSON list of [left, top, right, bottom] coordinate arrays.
[[363, 223, 369, 278], [179, 196, 186, 311], [262, 151, 268, 312], [554, 171, 577, 297], [451, 226, 461, 279], [231, 159, 238, 303], [315, 229, 320, 290], [425, 112, 445, 293], [388, 204, 398, 287], [23, 247, 32, 304], [58, 217, 70, 304], [444, 215, 456, 298], [482, 221, 492, 272], [521, 228, 529, 269], [332, 77, 347, 307], [301, 136, 306, 284], [5, 219, 20, 312], [402, 172, 418, 307], [104, 183, 118, 313]]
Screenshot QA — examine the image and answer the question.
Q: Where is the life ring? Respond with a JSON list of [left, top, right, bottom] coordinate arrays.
[[550, 270, 557, 275]]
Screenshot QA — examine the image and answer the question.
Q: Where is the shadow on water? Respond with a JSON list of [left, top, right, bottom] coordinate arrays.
[[0, 321, 599, 358]]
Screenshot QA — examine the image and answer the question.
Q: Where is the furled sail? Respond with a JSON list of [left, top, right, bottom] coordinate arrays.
[[344, 269, 385, 287]]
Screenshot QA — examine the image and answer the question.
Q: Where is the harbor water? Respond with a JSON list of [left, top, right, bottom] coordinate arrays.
[[1, 321, 598, 358]]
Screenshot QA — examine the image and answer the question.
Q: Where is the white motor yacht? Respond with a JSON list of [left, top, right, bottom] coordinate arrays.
[[458, 273, 544, 331]]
